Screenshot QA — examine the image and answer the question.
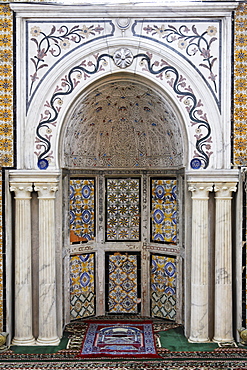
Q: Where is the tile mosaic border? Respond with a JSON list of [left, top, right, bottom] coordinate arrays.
[[234, 3, 247, 166], [0, 3, 13, 168]]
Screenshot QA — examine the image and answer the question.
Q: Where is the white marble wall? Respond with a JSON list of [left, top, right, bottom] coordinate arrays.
[[5, 1, 242, 346]]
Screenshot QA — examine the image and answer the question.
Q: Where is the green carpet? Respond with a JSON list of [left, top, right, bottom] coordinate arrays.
[[11, 335, 69, 354], [159, 326, 218, 351], [10, 326, 219, 354]]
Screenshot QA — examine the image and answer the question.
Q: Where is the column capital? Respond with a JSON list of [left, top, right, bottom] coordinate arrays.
[[10, 182, 33, 199], [214, 182, 237, 199], [34, 183, 58, 199], [188, 182, 213, 199]]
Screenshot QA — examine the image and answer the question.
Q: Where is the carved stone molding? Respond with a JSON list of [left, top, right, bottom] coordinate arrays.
[[34, 183, 58, 199], [34, 181, 60, 345], [10, 183, 33, 199], [188, 181, 213, 342], [188, 182, 213, 199], [113, 48, 133, 68], [10, 181, 35, 345], [213, 181, 237, 342], [214, 182, 237, 199]]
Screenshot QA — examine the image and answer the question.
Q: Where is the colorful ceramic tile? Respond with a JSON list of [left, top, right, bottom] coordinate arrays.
[[70, 179, 95, 243], [0, 4, 13, 168], [70, 253, 95, 320], [234, 3, 247, 166], [151, 254, 177, 321], [106, 253, 139, 314], [0, 171, 2, 332], [151, 179, 177, 243], [0, 3, 13, 332], [106, 178, 140, 241]]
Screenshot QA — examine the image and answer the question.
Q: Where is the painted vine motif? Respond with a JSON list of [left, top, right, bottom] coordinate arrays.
[[35, 51, 212, 170], [29, 22, 108, 96], [140, 52, 212, 169], [132, 21, 219, 98]]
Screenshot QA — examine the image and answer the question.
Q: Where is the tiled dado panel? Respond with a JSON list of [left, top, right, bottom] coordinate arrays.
[[0, 171, 2, 331], [234, 2, 247, 328], [151, 254, 177, 321], [70, 253, 95, 320], [151, 179, 177, 244], [234, 3, 247, 166], [0, 2, 14, 332], [0, 3, 13, 168], [70, 179, 95, 243]]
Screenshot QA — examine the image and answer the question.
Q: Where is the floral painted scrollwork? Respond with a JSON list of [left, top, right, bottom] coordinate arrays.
[[138, 53, 212, 169], [29, 22, 113, 98], [35, 54, 113, 170], [142, 24, 218, 90], [133, 21, 220, 101], [35, 51, 212, 170]]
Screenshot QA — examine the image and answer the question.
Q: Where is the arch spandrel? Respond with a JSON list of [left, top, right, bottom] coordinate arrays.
[[25, 41, 221, 171]]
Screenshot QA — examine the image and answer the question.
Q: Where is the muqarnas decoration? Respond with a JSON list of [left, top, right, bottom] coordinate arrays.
[[151, 179, 177, 243], [70, 179, 95, 243]]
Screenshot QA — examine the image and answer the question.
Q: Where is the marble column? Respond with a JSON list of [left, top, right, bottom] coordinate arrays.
[[213, 182, 237, 342], [10, 183, 35, 345], [188, 183, 213, 342], [34, 183, 60, 345]]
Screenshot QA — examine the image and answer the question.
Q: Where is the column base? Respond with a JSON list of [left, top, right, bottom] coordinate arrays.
[[188, 337, 211, 343], [12, 336, 36, 346], [213, 337, 234, 343], [36, 336, 60, 346]]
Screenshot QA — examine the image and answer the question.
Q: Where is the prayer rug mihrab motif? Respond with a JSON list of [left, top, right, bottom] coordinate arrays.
[[106, 253, 140, 314], [70, 253, 95, 319], [70, 179, 95, 243], [151, 179, 177, 243], [106, 178, 140, 241], [151, 254, 177, 321], [78, 321, 160, 358]]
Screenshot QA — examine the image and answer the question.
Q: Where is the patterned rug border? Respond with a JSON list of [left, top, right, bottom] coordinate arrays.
[[0, 359, 247, 369], [1, 347, 247, 362], [2, 319, 247, 363]]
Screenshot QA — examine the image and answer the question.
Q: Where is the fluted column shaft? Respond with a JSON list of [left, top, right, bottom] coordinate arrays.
[[188, 183, 213, 342], [34, 183, 60, 345], [10, 183, 35, 345], [214, 183, 237, 342]]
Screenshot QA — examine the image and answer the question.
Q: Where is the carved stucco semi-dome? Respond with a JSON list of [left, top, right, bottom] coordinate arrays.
[[63, 81, 183, 169]]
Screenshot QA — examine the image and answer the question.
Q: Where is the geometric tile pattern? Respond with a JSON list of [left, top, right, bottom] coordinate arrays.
[[151, 254, 176, 321], [106, 253, 139, 314], [70, 254, 95, 320], [0, 3, 14, 332], [106, 178, 140, 241], [233, 3, 247, 166], [0, 3, 13, 168], [0, 171, 2, 331], [151, 179, 177, 243], [70, 179, 95, 243]]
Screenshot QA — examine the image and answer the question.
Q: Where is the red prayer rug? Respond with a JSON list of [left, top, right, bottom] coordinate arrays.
[[78, 320, 160, 358]]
